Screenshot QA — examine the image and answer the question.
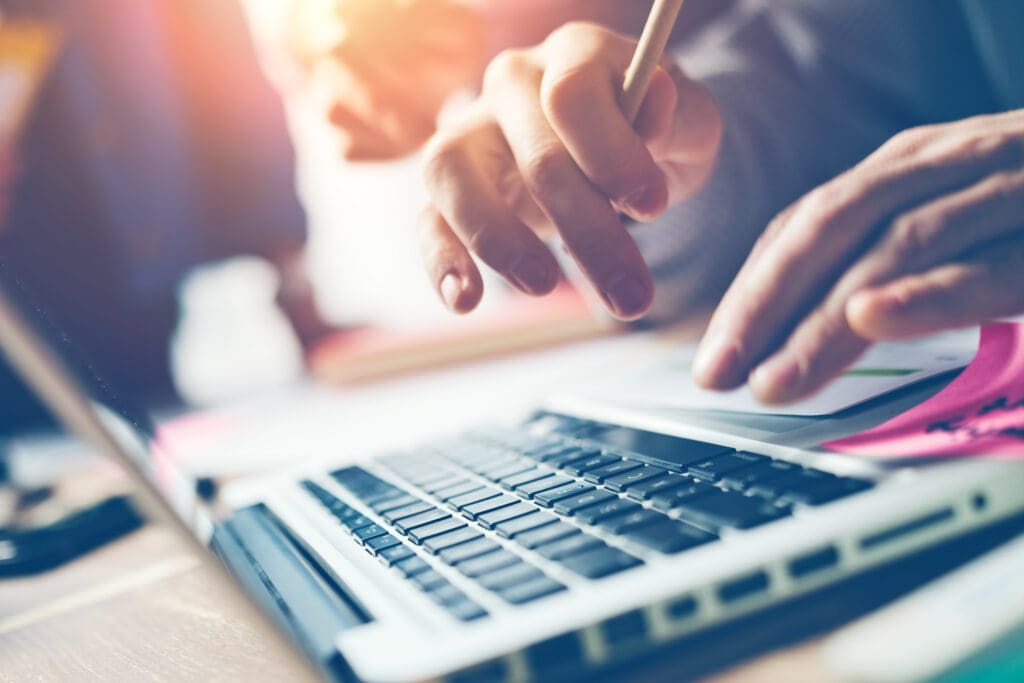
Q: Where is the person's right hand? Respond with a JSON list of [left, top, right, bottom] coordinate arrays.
[[419, 22, 722, 320]]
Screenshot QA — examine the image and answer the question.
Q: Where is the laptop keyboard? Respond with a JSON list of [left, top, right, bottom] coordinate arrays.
[[301, 416, 873, 622]]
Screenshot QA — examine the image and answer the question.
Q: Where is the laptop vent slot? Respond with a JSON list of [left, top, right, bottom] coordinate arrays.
[[601, 609, 649, 657], [717, 570, 770, 604], [788, 546, 840, 579], [665, 595, 698, 622], [859, 507, 955, 551]]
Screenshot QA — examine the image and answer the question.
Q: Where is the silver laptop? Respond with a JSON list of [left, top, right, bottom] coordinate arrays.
[[2, 273, 1023, 683]]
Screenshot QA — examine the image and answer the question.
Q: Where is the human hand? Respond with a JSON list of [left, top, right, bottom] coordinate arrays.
[[288, 0, 486, 160], [693, 109, 1024, 403], [419, 22, 722, 319]]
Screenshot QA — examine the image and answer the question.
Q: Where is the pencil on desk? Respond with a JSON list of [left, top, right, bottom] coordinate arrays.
[[621, 0, 685, 122]]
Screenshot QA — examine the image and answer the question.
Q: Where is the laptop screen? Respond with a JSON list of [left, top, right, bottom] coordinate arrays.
[[0, 264, 201, 529]]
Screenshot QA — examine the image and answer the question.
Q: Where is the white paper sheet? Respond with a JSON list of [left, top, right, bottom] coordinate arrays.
[[584, 330, 980, 417]]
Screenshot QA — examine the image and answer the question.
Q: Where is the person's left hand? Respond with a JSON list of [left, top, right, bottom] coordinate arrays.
[[693, 109, 1024, 404]]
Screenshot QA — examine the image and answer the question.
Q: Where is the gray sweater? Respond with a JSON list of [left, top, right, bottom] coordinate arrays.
[[639, 0, 1024, 324]]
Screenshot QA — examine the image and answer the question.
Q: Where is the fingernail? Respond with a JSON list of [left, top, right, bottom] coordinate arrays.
[[603, 274, 650, 319], [509, 255, 551, 295], [693, 332, 743, 388], [622, 184, 665, 221], [440, 272, 462, 310], [750, 356, 801, 404]]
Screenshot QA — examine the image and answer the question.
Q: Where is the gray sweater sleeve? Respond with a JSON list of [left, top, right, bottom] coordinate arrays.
[[636, 0, 996, 325]]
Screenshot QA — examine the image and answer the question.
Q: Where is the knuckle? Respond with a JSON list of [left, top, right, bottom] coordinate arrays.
[[547, 21, 606, 48], [522, 144, 572, 193], [798, 181, 857, 238], [539, 64, 592, 123], [421, 134, 466, 188], [483, 49, 531, 91], [888, 212, 936, 263], [880, 125, 936, 157]]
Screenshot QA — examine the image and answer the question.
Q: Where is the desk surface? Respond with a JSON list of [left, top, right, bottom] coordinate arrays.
[[1, 330, 842, 682], [0, 525, 831, 682]]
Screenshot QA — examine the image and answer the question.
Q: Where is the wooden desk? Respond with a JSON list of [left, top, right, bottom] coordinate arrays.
[[0, 523, 830, 682]]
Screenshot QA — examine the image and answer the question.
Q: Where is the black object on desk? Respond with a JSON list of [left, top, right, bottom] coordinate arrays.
[[0, 494, 144, 577]]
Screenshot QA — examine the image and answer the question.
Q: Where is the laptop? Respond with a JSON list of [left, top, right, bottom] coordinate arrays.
[[3, 275, 1024, 683]]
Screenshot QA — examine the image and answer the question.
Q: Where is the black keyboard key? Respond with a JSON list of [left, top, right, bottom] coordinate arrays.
[[382, 500, 434, 523], [552, 489, 617, 515], [673, 489, 791, 530], [478, 562, 544, 591], [534, 482, 598, 507], [749, 470, 873, 505], [575, 498, 642, 526], [625, 474, 692, 501], [599, 509, 664, 535], [411, 570, 449, 592], [343, 514, 375, 531], [448, 599, 489, 622], [688, 451, 767, 481], [746, 469, 826, 499], [585, 426, 734, 472], [533, 446, 583, 464], [517, 475, 574, 498], [720, 460, 799, 490], [378, 543, 415, 566], [499, 577, 566, 605], [495, 511, 557, 539], [364, 533, 402, 555], [370, 494, 419, 514], [439, 537, 500, 565], [422, 527, 482, 555], [604, 466, 669, 493], [559, 546, 642, 579], [432, 480, 482, 501], [395, 555, 431, 577], [648, 480, 715, 512], [331, 466, 401, 502], [447, 488, 500, 511], [461, 453, 515, 474], [514, 522, 580, 550], [481, 461, 535, 482], [625, 520, 716, 554], [582, 459, 641, 484], [400, 468, 457, 488], [478, 502, 536, 530], [422, 476, 470, 495], [353, 524, 388, 543], [545, 448, 602, 468], [562, 453, 620, 477], [534, 534, 604, 561], [462, 494, 518, 519], [498, 468, 554, 490], [394, 508, 449, 533], [521, 443, 572, 461], [408, 517, 467, 544], [456, 550, 520, 578], [429, 584, 468, 607]]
